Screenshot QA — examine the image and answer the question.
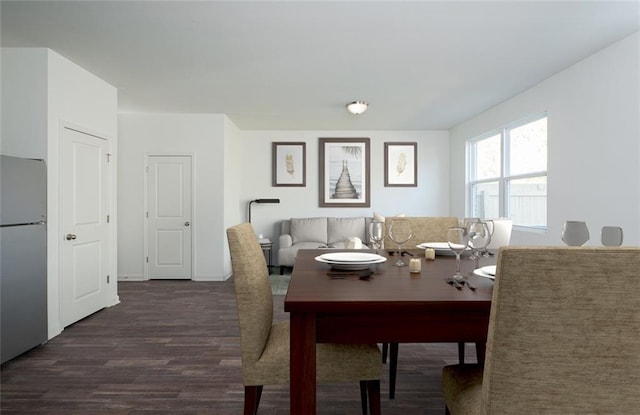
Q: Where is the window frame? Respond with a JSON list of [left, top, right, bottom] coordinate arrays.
[[466, 112, 548, 230]]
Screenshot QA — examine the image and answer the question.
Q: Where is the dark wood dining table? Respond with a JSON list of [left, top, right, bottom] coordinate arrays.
[[284, 249, 495, 414]]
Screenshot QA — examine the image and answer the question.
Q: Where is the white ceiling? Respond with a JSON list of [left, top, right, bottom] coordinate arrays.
[[2, 0, 639, 130]]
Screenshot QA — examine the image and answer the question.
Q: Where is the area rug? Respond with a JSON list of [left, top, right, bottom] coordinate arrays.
[[270, 272, 291, 295]]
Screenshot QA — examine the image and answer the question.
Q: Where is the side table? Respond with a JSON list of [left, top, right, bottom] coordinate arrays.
[[258, 238, 273, 272]]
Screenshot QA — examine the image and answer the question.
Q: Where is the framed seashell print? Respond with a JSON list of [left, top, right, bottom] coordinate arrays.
[[272, 142, 306, 187], [384, 142, 417, 187], [319, 137, 370, 207]]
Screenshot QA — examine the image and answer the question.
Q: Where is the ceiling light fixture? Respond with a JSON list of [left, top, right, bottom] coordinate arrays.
[[346, 101, 368, 115]]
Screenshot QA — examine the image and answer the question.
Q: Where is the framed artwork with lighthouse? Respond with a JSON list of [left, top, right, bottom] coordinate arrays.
[[319, 137, 370, 207]]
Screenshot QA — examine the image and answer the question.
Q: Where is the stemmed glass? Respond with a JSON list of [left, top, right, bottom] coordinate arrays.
[[481, 220, 494, 257], [388, 219, 413, 267], [467, 220, 491, 261], [369, 221, 384, 253], [447, 227, 469, 281]]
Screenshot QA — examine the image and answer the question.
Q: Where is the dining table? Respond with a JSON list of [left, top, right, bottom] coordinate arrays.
[[284, 248, 496, 414]]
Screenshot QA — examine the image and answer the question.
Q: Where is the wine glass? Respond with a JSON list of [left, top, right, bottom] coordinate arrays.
[[467, 220, 490, 261], [460, 217, 480, 230], [388, 219, 413, 267], [481, 220, 494, 257], [369, 221, 384, 252], [447, 227, 469, 281]]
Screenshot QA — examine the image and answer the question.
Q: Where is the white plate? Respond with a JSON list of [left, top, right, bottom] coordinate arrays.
[[315, 255, 387, 270], [473, 265, 497, 279], [319, 252, 384, 263], [416, 242, 451, 250], [416, 242, 470, 256]]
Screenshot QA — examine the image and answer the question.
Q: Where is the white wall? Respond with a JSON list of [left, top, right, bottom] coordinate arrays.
[[450, 32, 640, 246], [239, 130, 451, 250], [118, 113, 228, 281], [222, 117, 244, 277], [1, 48, 118, 339]]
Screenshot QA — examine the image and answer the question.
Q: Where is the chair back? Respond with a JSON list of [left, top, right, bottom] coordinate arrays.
[[226, 223, 272, 367], [384, 216, 458, 248], [483, 246, 640, 414]]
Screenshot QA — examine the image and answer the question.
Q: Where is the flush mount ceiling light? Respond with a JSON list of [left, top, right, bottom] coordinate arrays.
[[346, 101, 368, 115]]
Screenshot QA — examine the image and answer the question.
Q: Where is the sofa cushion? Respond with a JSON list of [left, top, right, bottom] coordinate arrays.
[[327, 217, 366, 246], [290, 217, 328, 244]]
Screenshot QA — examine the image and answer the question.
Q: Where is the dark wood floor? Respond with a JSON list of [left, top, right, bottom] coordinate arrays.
[[1, 280, 476, 414]]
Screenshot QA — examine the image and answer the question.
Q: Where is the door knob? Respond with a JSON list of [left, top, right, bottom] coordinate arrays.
[[184, 221, 190, 227], [65, 234, 77, 240]]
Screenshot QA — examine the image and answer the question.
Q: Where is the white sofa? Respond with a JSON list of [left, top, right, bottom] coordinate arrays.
[[278, 216, 372, 274]]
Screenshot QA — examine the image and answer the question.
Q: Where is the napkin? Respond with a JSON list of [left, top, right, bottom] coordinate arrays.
[[346, 236, 363, 249]]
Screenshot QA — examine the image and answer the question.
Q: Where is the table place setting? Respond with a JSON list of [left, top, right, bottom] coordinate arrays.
[[440, 221, 494, 291], [472, 265, 496, 279], [314, 251, 387, 271], [416, 242, 471, 256], [326, 269, 375, 280], [446, 278, 476, 291]]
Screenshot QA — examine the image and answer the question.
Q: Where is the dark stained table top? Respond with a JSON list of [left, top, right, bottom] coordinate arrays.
[[285, 249, 495, 314]]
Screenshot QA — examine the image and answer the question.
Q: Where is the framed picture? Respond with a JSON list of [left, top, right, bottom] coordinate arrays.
[[272, 142, 306, 187], [319, 137, 370, 207], [384, 142, 417, 187]]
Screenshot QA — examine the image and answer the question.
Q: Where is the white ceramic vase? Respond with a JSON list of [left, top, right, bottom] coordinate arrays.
[[561, 221, 589, 246]]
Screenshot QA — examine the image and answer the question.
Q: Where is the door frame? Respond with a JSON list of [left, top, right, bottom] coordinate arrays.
[[143, 153, 195, 280], [57, 122, 116, 331]]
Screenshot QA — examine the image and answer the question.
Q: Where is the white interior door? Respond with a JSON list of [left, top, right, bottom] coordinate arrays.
[[147, 155, 192, 279], [61, 127, 108, 327]]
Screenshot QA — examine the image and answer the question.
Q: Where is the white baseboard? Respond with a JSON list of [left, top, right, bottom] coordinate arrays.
[[118, 274, 145, 281]]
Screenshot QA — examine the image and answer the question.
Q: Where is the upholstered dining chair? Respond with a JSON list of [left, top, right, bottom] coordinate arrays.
[[226, 223, 382, 415], [381, 216, 462, 399], [442, 246, 640, 415]]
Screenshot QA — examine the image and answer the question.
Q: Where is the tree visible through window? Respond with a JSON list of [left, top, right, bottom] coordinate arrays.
[[468, 114, 547, 229]]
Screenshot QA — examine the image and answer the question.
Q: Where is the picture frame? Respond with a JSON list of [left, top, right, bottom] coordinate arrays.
[[319, 137, 370, 207], [272, 142, 306, 187], [384, 142, 417, 187]]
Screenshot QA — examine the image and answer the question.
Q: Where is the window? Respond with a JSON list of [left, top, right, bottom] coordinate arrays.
[[467, 114, 547, 229]]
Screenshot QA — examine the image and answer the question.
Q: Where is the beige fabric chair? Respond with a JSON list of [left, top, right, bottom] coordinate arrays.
[[442, 246, 640, 415], [382, 216, 461, 399], [226, 223, 382, 415]]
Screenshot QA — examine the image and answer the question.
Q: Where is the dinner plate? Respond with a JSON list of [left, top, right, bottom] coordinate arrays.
[[315, 254, 387, 270], [473, 265, 497, 279], [416, 242, 471, 256], [319, 252, 383, 263]]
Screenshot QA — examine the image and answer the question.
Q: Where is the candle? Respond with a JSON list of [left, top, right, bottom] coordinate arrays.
[[409, 258, 421, 273], [425, 248, 436, 260]]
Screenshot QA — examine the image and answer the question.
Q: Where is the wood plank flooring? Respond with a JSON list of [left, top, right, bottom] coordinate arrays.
[[1, 280, 476, 414]]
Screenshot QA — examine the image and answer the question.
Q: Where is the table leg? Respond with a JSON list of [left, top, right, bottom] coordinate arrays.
[[475, 342, 486, 365], [290, 312, 317, 414]]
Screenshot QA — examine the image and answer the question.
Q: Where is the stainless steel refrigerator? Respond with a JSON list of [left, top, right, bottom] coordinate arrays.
[[1, 155, 48, 364]]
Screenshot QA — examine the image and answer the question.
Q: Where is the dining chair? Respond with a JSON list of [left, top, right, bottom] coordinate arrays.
[[442, 246, 640, 415], [381, 216, 461, 399], [226, 223, 382, 415]]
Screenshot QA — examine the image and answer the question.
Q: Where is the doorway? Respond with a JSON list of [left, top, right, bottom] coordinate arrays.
[[145, 155, 193, 279]]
